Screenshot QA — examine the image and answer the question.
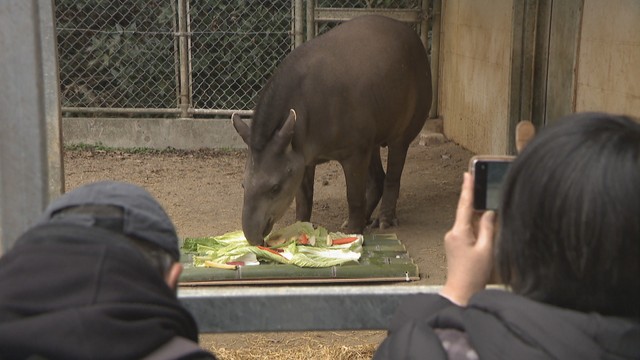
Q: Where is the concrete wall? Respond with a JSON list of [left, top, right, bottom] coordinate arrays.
[[575, 0, 640, 117], [62, 1, 640, 152], [438, 0, 514, 155], [63, 117, 247, 150]]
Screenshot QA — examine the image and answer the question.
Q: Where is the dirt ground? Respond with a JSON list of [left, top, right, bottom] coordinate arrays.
[[63, 138, 473, 358]]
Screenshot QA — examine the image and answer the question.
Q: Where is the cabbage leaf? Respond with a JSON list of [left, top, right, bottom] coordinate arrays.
[[183, 222, 363, 268]]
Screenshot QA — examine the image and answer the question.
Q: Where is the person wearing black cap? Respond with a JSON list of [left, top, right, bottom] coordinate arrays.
[[0, 181, 217, 359]]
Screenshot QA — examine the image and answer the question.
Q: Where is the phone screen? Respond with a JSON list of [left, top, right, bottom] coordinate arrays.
[[473, 159, 513, 211]]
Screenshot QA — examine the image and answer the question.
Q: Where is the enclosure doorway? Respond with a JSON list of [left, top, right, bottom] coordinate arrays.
[[510, 0, 584, 150]]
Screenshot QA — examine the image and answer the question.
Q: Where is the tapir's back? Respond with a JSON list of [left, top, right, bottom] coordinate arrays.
[[253, 15, 431, 158]]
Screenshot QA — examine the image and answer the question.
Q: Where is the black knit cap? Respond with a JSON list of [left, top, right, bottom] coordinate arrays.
[[37, 181, 181, 261]]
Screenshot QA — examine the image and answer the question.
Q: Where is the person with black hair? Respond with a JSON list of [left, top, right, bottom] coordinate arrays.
[[374, 112, 640, 359], [0, 181, 217, 359]]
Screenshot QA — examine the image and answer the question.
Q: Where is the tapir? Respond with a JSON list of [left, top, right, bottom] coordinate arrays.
[[232, 15, 432, 245]]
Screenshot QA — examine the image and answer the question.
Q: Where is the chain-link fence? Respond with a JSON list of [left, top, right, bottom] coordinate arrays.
[[314, 0, 425, 34], [56, 0, 178, 111], [56, 0, 428, 118], [188, 1, 292, 113]]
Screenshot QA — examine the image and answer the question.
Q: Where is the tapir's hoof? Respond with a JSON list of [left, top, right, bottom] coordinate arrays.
[[378, 218, 399, 230], [341, 220, 368, 235]]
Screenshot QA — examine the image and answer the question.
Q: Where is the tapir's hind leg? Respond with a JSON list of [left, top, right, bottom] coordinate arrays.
[[340, 149, 371, 234], [295, 165, 316, 222], [365, 148, 385, 224], [376, 82, 430, 229], [377, 142, 410, 229]]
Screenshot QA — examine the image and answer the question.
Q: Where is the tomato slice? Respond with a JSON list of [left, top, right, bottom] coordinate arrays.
[[298, 233, 310, 245]]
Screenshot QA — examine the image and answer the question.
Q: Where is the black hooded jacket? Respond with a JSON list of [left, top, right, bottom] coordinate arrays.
[[374, 289, 640, 359], [0, 224, 213, 360]]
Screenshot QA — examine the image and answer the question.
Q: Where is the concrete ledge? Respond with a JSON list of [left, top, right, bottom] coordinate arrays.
[[63, 117, 447, 150], [62, 117, 248, 150], [419, 132, 446, 146], [423, 117, 444, 133], [179, 285, 444, 333], [418, 117, 446, 146]]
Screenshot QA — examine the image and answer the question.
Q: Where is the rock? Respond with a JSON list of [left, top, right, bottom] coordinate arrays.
[[419, 132, 446, 146]]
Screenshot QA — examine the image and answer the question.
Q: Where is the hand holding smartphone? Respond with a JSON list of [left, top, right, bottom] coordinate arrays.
[[469, 155, 515, 211]]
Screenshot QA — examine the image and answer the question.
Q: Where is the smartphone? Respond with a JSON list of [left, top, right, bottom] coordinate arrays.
[[469, 155, 515, 211]]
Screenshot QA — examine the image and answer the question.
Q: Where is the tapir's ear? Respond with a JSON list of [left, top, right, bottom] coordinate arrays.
[[274, 109, 297, 152], [232, 113, 251, 146], [515, 120, 535, 154]]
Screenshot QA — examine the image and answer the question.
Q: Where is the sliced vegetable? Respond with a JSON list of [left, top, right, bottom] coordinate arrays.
[[298, 233, 309, 245], [257, 245, 284, 257], [182, 222, 364, 268], [203, 261, 238, 270], [331, 236, 359, 245], [291, 246, 361, 267]]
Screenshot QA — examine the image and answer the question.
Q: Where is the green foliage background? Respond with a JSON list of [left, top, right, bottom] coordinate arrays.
[[56, 0, 178, 109], [55, 0, 422, 114]]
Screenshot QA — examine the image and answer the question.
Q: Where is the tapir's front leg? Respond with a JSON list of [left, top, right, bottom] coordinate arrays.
[[295, 164, 316, 221]]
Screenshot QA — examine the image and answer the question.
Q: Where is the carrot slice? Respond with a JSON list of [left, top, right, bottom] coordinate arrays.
[[332, 236, 359, 245], [257, 245, 284, 256]]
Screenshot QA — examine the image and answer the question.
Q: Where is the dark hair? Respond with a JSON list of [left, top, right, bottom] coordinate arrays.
[[126, 236, 175, 277], [498, 112, 640, 318]]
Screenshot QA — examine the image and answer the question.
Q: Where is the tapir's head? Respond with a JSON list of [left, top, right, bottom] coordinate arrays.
[[232, 110, 305, 245]]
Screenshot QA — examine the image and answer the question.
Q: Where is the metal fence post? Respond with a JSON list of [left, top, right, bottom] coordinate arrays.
[[429, 0, 441, 119], [420, 0, 430, 49], [42, 0, 65, 200], [0, 0, 63, 253], [294, 0, 304, 47], [172, 0, 181, 113], [177, 0, 191, 118], [306, 0, 315, 41]]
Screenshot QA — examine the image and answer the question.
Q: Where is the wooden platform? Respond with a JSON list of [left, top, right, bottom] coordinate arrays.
[[179, 233, 419, 286]]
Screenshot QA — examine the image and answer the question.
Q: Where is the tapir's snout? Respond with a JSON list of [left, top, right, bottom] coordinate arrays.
[[262, 218, 274, 238], [242, 212, 272, 246], [243, 228, 264, 246]]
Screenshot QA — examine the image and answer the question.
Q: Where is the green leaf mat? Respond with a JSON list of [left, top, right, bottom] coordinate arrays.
[[179, 233, 419, 286]]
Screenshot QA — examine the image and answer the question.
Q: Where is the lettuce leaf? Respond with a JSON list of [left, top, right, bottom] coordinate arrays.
[[182, 222, 363, 268], [182, 230, 246, 253]]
